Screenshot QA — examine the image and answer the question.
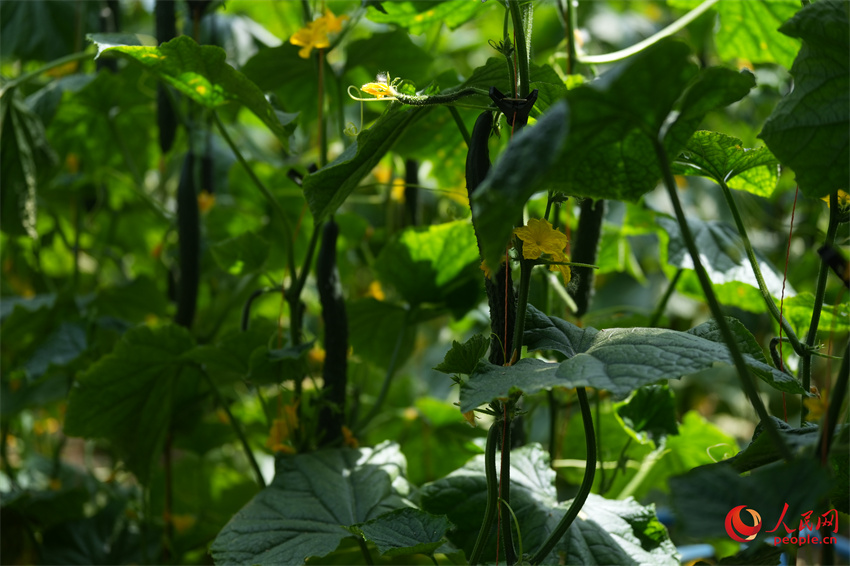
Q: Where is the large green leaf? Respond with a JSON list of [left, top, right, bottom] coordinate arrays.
[[726, 417, 843, 473], [365, 0, 486, 34], [616, 385, 678, 440], [64, 324, 203, 484], [22, 321, 87, 380], [302, 102, 430, 221], [670, 0, 801, 69], [0, 1, 100, 61], [658, 215, 788, 302], [758, 0, 849, 198], [669, 458, 831, 542], [542, 40, 755, 201], [471, 102, 569, 272], [673, 131, 780, 197], [457, 305, 804, 409], [374, 220, 481, 309], [353, 508, 452, 558], [89, 276, 171, 324], [210, 442, 413, 565], [0, 90, 56, 238], [419, 444, 677, 564], [87, 34, 293, 147]]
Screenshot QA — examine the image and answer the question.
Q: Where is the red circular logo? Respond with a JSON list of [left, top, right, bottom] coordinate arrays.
[[725, 505, 762, 542]]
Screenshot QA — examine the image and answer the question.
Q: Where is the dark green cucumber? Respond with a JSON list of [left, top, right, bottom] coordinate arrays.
[[569, 198, 605, 318], [466, 111, 515, 365], [404, 158, 418, 226], [175, 152, 200, 328], [155, 0, 177, 153], [317, 219, 348, 444]]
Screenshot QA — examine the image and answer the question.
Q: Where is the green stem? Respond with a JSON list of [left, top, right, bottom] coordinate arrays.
[[564, 0, 577, 75], [801, 192, 841, 421], [499, 406, 516, 565], [469, 424, 500, 565], [818, 342, 849, 463], [510, 260, 533, 361], [579, 0, 719, 65], [719, 181, 805, 356], [202, 372, 266, 488], [356, 537, 374, 565], [448, 105, 471, 149], [0, 50, 92, 96], [530, 387, 596, 565], [648, 268, 682, 327], [213, 112, 297, 283], [654, 138, 792, 461], [508, 0, 531, 98]]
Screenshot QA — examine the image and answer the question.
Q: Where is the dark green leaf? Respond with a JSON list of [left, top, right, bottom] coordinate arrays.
[[617, 385, 678, 439], [658, 215, 787, 301], [758, 0, 849, 198], [687, 317, 769, 364], [669, 458, 831, 542], [348, 299, 416, 368], [87, 34, 293, 147], [458, 58, 568, 118], [64, 324, 202, 483], [673, 131, 780, 197], [542, 40, 754, 201], [0, 1, 99, 61], [365, 0, 486, 34], [210, 442, 412, 565], [420, 444, 677, 564], [23, 321, 87, 380], [471, 102, 569, 271], [247, 340, 313, 386], [90, 276, 170, 324], [433, 334, 489, 376], [460, 358, 560, 412], [1, 91, 56, 238], [354, 508, 452, 557], [210, 231, 269, 276], [374, 220, 481, 308], [185, 325, 274, 385], [0, 294, 56, 324], [303, 102, 430, 220]]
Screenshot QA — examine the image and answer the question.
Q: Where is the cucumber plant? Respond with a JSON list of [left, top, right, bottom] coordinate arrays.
[[0, 1, 847, 565]]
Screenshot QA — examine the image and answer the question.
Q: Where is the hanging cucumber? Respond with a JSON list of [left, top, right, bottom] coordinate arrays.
[[466, 111, 515, 366], [316, 219, 348, 444], [175, 152, 200, 328], [155, 0, 177, 153], [569, 198, 605, 318]]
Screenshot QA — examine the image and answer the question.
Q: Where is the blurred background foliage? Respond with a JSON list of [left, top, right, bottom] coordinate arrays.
[[0, 0, 846, 564]]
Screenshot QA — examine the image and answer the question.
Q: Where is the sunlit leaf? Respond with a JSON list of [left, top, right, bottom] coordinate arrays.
[[353, 508, 452, 558], [87, 34, 293, 147], [673, 131, 780, 197], [758, 0, 849, 198]]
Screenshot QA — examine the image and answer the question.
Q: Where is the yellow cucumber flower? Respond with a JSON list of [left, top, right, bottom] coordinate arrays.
[[514, 218, 568, 260], [360, 81, 394, 99], [289, 9, 347, 59]]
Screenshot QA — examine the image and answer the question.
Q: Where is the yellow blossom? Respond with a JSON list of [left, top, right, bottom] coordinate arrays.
[[462, 410, 476, 427], [342, 425, 359, 448], [197, 190, 215, 213], [289, 9, 347, 59], [514, 218, 567, 260], [266, 401, 299, 453], [361, 81, 394, 99], [822, 190, 850, 209], [550, 261, 571, 286], [367, 280, 386, 301]]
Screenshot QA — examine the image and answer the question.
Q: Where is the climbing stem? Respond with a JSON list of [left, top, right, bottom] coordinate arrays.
[[649, 268, 682, 327], [578, 0, 719, 64], [469, 424, 500, 565], [529, 387, 596, 565], [654, 138, 792, 461], [510, 259, 533, 361], [801, 191, 841, 421], [448, 105, 472, 149], [818, 342, 849, 463], [508, 0, 531, 98], [719, 181, 805, 356]]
